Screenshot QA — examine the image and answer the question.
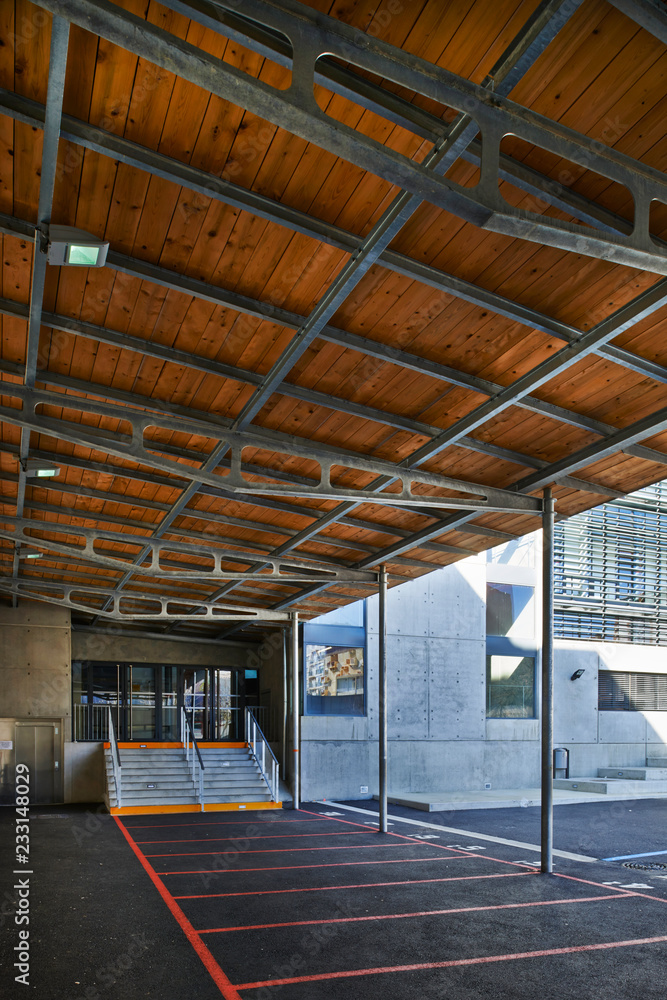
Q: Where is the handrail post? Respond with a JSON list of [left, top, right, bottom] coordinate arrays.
[[108, 706, 122, 810]]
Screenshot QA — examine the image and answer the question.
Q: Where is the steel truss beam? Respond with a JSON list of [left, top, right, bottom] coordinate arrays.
[[0, 381, 542, 513], [0, 578, 291, 621], [3, 207, 666, 431], [0, 351, 636, 504], [0, 513, 381, 582], [239, 279, 667, 614], [3, 87, 666, 385], [607, 0, 667, 44], [33, 0, 667, 273], [0, 460, 465, 568], [12, 17, 70, 594], [4, 207, 667, 434]]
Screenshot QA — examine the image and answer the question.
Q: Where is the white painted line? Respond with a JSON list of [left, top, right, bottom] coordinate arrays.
[[319, 801, 597, 863]]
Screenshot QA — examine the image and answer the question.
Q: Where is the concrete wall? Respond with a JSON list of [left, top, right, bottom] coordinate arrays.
[[0, 602, 73, 802], [299, 532, 667, 802], [0, 602, 71, 724], [71, 631, 257, 667]]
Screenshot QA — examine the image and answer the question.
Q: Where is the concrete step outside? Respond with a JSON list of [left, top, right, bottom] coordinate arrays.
[[598, 767, 667, 780], [554, 777, 667, 794]]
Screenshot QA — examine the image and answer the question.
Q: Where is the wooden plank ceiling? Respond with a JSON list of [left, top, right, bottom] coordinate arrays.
[[0, 0, 666, 640]]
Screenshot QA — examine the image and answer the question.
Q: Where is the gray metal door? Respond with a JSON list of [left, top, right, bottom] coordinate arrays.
[[15, 723, 59, 804]]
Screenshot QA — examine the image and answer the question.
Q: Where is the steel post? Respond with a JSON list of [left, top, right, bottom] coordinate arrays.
[[541, 487, 555, 873], [291, 611, 300, 810], [378, 565, 388, 834]]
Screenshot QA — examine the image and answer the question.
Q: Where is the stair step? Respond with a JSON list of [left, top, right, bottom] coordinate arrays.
[[647, 757, 667, 768], [105, 745, 274, 809]]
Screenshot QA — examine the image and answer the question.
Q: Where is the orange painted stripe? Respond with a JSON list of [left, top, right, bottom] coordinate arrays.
[[111, 805, 201, 816], [198, 893, 629, 934], [234, 935, 667, 990], [111, 802, 281, 817], [116, 742, 183, 749], [198, 742, 247, 749], [113, 818, 242, 1000], [203, 802, 282, 812], [103, 742, 247, 750]]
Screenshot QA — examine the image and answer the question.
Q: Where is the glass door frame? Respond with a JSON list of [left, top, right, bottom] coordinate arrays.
[[178, 667, 245, 742]]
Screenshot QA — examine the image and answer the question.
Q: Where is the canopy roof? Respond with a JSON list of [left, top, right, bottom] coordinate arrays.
[[1, 0, 666, 641]]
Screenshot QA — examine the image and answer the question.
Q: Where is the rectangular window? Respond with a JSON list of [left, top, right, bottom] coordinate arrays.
[[305, 644, 365, 716], [486, 654, 536, 719], [599, 670, 667, 711], [486, 583, 534, 637]]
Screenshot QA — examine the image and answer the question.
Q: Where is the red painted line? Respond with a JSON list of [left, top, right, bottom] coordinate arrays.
[[124, 818, 318, 830], [172, 870, 535, 900], [144, 842, 443, 859], [299, 807, 532, 870], [198, 893, 628, 934], [555, 871, 667, 904], [112, 817, 242, 1000], [156, 854, 474, 876], [135, 831, 363, 846], [234, 934, 667, 990]]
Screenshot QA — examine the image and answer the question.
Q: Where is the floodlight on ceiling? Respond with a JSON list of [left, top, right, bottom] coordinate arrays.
[[47, 225, 109, 267], [24, 459, 61, 478]]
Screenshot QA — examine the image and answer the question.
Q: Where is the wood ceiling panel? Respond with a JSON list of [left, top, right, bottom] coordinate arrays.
[[2, 0, 666, 632]]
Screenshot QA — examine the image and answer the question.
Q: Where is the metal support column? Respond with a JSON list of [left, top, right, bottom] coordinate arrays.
[[282, 628, 288, 780], [291, 611, 300, 810], [378, 565, 388, 833], [541, 487, 555, 873]]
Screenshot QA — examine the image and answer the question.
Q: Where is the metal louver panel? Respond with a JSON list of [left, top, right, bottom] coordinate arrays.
[[555, 482, 667, 646]]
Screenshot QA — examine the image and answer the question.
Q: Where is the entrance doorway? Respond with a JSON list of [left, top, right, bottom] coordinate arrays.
[[72, 662, 243, 742]]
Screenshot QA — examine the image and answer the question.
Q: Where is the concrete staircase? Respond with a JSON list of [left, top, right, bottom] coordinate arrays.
[[199, 747, 273, 803], [105, 744, 276, 812], [554, 757, 667, 795]]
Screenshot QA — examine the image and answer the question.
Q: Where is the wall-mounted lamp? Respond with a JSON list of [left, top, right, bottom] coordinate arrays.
[[570, 668, 585, 681], [47, 225, 109, 267], [24, 459, 61, 478]]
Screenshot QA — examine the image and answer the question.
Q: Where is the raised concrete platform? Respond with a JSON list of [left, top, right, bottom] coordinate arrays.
[[375, 782, 667, 812]]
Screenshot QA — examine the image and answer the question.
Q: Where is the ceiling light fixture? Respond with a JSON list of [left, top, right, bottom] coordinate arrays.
[[47, 225, 109, 268], [20, 552, 43, 560], [24, 459, 61, 478]]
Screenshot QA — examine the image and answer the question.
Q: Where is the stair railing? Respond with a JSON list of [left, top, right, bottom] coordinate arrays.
[[181, 708, 205, 811], [245, 708, 279, 802], [108, 706, 122, 809]]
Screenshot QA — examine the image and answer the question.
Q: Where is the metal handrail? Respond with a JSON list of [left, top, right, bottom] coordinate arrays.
[[108, 706, 122, 809], [181, 708, 205, 811], [245, 708, 280, 802]]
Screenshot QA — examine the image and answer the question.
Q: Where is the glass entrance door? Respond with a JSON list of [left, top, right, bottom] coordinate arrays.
[[181, 668, 241, 741], [73, 662, 243, 742]]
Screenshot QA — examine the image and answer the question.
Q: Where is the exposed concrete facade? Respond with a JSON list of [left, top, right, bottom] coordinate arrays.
[[298, 534, 667, 802]]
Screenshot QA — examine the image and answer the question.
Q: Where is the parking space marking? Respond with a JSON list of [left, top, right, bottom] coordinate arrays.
[[113, 817, 243, 1000], [197, 893, 629, 934], [155, 854, 474, 876], [319, 801, 597, 862], [172, 871, 535, 900], [234, 935, 667, 990]]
